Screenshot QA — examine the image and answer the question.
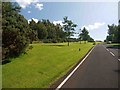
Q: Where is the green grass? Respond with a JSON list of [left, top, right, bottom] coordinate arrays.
[[107, 43, 120, 46], [107, 43, 120, 48], [2, 42, 93, 88], [0, 65, 2, 89]]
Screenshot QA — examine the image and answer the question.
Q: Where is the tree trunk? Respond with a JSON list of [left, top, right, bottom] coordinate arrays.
[[68, 41, 69, 46], [67, 37, 70, 46]]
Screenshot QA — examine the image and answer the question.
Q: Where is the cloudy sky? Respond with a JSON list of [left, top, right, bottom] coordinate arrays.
[[11, 0, 118, 41]]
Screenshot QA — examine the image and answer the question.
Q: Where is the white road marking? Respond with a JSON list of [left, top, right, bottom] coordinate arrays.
[[118, 59, 120, 61], [102, 45, 116, 57], [106, 49, 109, 51], [110, 52, 115, 56], [55, 46, 96, 90]]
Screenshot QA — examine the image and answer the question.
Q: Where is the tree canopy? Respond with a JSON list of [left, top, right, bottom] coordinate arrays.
[[106, 24, 120, 43], [2, 2, 30, 60], [79, 27, 94, 43], [2, 2, 95, 61], [62, 16, 77, 46]]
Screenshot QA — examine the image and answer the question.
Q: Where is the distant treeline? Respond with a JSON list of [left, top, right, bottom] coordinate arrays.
[[29, 19, 66, 43], [2, 2, 94, 61]]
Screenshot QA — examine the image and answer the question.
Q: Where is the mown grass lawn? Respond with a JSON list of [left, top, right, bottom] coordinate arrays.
[[2, 42, 93, 88]]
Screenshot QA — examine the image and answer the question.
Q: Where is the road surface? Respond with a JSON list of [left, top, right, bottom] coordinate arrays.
[[56, 44, 119, 89]]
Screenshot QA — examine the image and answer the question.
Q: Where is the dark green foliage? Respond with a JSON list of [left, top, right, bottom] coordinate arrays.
[[37, 22, 48, 39], [88, 36, 94, 42], [62, 16, 77, 46], [79, 27, 94, 43], [3, 2, 91, 62], [2, 2, 31, 60], [28, 29, 38, 44], [106, 24, 120, 43], [2, 27, 28, 59], [118, 25, 120, 43], [79, 27, 89, 41], [29, 19, 66, 43]]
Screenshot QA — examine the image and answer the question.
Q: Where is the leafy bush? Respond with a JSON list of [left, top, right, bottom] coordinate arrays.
[[2, 2, 30, 60]]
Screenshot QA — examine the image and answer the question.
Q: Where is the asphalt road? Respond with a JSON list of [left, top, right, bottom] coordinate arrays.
[[57, 44, 119, 88]]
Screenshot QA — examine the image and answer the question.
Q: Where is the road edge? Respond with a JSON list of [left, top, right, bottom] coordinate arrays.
[[49, 45, 96, 89]]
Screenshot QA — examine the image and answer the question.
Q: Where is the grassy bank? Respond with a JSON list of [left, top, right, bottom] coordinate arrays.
[[2, 42, 93, 88]]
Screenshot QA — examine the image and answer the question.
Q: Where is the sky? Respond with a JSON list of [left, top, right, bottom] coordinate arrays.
[[11, 0, 118, 41]]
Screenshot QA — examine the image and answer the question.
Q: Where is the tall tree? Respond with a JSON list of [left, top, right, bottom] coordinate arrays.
[[79, 29, 82, 44], [106, 24, 118, 43], [2, 2, 30, 60], [37, 21, 48, 40], [79, 27, 93, 43], [62, 16, 77, 46]]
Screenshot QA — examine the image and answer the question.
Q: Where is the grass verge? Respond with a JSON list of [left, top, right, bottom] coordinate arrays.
[[2, 42, 93, 88]]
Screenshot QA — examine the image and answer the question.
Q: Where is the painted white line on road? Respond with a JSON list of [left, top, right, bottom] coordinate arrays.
[[118, 59, 120, 61], [55, 46, 96, 90], [110, 52, 115, 57], [102, 46, 110, 52], [102, 45, 116, 57]]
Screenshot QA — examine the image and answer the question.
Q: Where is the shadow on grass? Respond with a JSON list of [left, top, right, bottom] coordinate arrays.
[[43, 44, 66, 47], [106, 44, 120, 49], [2, 59, 11, 65], [2, 53, 28, 65]]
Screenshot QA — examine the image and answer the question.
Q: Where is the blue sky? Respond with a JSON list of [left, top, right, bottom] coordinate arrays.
[[14, 0, 118, 41]]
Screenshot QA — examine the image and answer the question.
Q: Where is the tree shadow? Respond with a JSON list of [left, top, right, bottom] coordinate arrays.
[[49, 45, 65, 47], [2, 59, 11, 65], [106, 44, 120, 49], [43, 44, 66, 47]]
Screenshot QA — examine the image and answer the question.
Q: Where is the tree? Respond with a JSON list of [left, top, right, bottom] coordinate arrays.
[[28, 19, 66, 43], [37, 21, 48, 40], [79, 29, 82, 44], [2, 2, 30, 60], [62, 16, 77, 46], [87, 36, 94, 42], [28, 29, 38, 43], [79, 27, 89, 43], [118, 24, 120, 43], [79, 27, 94, 43], [106, 24, 119, 43], [55, 24, 66, 42]]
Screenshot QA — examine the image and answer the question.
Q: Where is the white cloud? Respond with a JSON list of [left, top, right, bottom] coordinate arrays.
[[15, 0, 34, 8], [28, 10, 31, 13], [28, 18, 39, 24], [81, 22, 105, 31], [53, 20, 64, 26], [34, 3, 43, 11], [15, 0, 43, 11]]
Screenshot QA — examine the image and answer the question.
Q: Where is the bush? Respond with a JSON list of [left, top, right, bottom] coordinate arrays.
[[2, 27, 29, 60], [51, 39, 57, 43], [2, 2, 30, 61]]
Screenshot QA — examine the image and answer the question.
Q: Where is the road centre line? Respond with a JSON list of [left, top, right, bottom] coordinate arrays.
[[118, 59, 120, 61], [55, 46, 96, 90], [102, 45, 115, 57], [106, 49, 109, 51], [110, 51, 115, 56]]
